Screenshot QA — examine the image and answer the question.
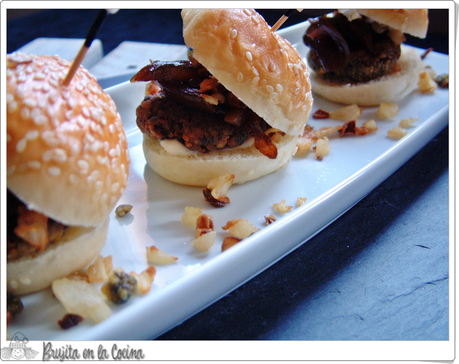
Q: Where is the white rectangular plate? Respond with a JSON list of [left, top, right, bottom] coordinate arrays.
[[9, 21, 449, 340]]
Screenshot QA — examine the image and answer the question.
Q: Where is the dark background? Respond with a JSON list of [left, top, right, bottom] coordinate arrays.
[[7, 9, 449, 55]]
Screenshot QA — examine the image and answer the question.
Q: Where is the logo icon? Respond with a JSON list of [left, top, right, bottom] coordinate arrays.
[[1, 332, 39, 360]]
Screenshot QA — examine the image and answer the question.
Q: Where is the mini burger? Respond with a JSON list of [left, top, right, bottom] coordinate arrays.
[[131, 9, 313, 186], [303, 9, 429, 106], [6, 52, 130, 295]]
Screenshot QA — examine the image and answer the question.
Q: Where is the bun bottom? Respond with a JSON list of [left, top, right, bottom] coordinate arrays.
[[309, 45, 424, 106], [7, 219, 109, 295], [142, 134, 299, 186]]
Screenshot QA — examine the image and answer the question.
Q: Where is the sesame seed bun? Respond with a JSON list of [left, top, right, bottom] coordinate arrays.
[[306, 10, 428, 106], [7, 219, 109, 295], [7, 52, 129, 227], [353, 9, 429, 39], [143, 133, 298, 186], [310, 45, 424, 106], [182, 9, 313, 136], [139, 9, 312, 186], [6, 52, 129, 294]]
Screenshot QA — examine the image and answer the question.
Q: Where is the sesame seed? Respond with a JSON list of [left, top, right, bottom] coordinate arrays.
[[25, 130, 39, 140], [237, 72, 244, 82], [52, 148, 67, 162], [23, 98, 37, 108], [252, 76, 260, 85], [28, 161, 41, 169], [16, 138, 27, 153], [82, 106, 90, 118], [269, 92, 278, 99], [20, 107, 30, 119], [48, 166, 61, 176], [33, 114, 48, 125], [7, 101, 18, 114], [268, 63, 276, 72], [111, 182, 120, 193], [17, 73, 27, 83], [95, 180, 104, 189], [77, 159, 89, 172], [20, 277, 32, 285], [266, 85, 274, 93], [245, 51, 253, 62], [276, 84, 283, 92], [231, 29, 238, 39], [69, 174, 79, 184], [70, 143, 81, 156], [91, 140, 102, 153], [243, 9, 251, 16], [33, 72, 46, 80]]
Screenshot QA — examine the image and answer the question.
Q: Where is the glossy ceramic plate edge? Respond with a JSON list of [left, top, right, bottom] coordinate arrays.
[[73, 101, 448, 340]]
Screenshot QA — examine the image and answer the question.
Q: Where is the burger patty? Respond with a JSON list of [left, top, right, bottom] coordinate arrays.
[[304, 12, 401, 84], [136, 92, 269, 153], [307, 38, 401, 84], [7, 190, 66, 262]]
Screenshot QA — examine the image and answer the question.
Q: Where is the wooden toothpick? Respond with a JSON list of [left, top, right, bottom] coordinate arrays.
[[62, 9, 116, 86], [271, 9, 303, 32]]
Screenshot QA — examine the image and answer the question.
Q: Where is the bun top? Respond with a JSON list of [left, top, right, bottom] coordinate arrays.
[[353, 9, 429, 38], [7, 52, 130, 227], [181, 9, 313, 136]]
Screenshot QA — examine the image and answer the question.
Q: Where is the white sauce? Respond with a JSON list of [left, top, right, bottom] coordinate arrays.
[[159, 137, 255, 156]]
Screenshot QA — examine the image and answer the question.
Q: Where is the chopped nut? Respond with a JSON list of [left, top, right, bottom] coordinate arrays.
[[312, 109, 330, 119], [115, 204, 133, 217], [222, 218, 259, 239], [130, 266, 156, 294], [377, 103, 399, 119], [207, 174, 235, 201], [362, 119, 378, 132], [203, 187, 229, 207], [418, 70, 438, 93], [196, 213, 214, 233], [52, 278, 112, 323], [181, 206, 202, 227], [434, 73, 449, 88], [264, 214, 277, 225], [65, 271, 89, 282], [315, 125, 342, 139], [273, 199, 293, 213], [101, 268, 137, 304], [387, 126, 407, 140], [329, 104, 362, 122], [295, 135, 314, 156], [399, 117, 419, 128], [58, 314, 83, 330], [265, 128, 286, 143], [222, 236, 242, 252], [316, 137, 331, 159], [191, 231, 217, 251], [191, 214, 216, 251], [296, 197, 307, 207], [87, 255, 113, 283], [146, 246, 178, 265]]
